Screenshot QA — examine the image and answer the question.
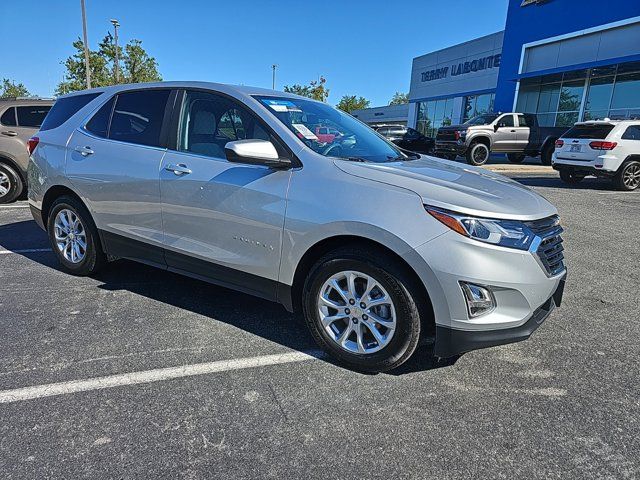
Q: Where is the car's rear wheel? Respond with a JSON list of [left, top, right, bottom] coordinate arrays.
[[613, 160, 640, 191], [0, 163, 23, 204], [559, 169, 585, 184], [541, 144, 554, 166], [466, 142, 490, 166], [302, 247, 423, 373], [507, 153, 525, 163], [47, 196, 106, 275]]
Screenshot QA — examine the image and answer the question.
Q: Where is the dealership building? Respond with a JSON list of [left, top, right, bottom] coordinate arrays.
[[355, 0, 640, 137]]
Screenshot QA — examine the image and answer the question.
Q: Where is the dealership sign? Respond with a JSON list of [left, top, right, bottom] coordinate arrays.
[[420, 54, 502, 82]]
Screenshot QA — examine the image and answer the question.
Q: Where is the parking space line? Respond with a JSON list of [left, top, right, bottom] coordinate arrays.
[[0, 350, 324, 404], [0, 204, 30, 209], [0, 248, 51, 255]]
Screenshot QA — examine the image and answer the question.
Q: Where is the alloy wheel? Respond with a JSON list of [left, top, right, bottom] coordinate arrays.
[[623, 163, 640, 190], [473, 145, 489, 164], [54, 209, 87, 264], [0, 171, 10, 198], [317, 270, 396, 354]]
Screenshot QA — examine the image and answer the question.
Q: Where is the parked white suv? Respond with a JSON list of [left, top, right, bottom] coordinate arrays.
[[552, 120, 640, 191], [28, 82, 566, 372]]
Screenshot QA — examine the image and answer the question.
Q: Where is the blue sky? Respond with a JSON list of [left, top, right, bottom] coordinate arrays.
[[1, 0, 508, 106]]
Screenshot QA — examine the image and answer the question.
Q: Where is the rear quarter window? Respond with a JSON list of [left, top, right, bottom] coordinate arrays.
[[0, 107, 16, 126], [16, 105, 51, 128], [40, 92, 102, 131], [562, 125, 614, 139], [621, 125, 640, 140]]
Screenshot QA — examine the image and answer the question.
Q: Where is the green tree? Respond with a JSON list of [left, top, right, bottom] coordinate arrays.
[[1, 79, 31, 98], [56, 34, 161, 95], [336, 95, 370, 113], [284, 76, 329, 102], [389, 92, 409, 106]]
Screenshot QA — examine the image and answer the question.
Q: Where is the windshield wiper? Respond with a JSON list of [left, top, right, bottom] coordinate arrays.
[[344, 156, 367, 162]]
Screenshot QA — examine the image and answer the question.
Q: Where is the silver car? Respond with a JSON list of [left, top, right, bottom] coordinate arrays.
[[28, 82, 566, 372]]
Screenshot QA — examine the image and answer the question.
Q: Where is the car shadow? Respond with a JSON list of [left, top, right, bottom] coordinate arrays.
[[511, 175, 622, 191], [0, 219, 456, 376]]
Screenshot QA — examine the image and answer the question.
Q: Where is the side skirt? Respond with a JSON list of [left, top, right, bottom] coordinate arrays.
[[99, 230, 294, 311]]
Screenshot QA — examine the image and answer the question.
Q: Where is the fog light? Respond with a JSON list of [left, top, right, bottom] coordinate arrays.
[[460, 282, 496, 318]]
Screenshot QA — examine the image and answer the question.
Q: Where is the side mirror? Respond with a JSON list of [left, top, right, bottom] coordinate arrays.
[[224, 139, 292, 169], [494, 124, 500, 132]]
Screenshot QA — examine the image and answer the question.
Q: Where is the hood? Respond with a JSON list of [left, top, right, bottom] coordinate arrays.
[[438, 124, 467, 131], [334, 156, 557, 221]]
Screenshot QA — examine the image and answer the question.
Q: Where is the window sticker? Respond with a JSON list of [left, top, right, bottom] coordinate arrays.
[[292, 123, 318, 140], [260, 98, 302, 113]]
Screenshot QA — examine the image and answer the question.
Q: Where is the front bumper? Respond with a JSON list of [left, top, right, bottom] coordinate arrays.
[[434, 275, 565, 357], [435, 141, 467, 156]]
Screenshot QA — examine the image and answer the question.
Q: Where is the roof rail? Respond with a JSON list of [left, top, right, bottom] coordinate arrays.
[[0, 96, 54, 101]]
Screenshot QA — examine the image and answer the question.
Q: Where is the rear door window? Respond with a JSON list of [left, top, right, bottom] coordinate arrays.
[[517, 115, 530, 127], [0, 107, 16, 126], [562, 124, 614, 139], [109, 89, 171, 147], [621, 125, 640, 140], [40, 92, 101, 131], [16, 105, 51, 128], [85, 96, 116, 138]]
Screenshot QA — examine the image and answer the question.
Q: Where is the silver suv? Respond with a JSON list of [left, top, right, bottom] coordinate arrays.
[[28, 82, 566, 372], [0, 98, 53, 203]]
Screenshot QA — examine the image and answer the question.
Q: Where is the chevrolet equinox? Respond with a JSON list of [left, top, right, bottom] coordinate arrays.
[[28, 82, 566, 372]]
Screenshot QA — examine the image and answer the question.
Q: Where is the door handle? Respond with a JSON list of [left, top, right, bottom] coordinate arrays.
[[510, 130, 516, 133], [165, 163, 192, 175], [1, 130, 18, 137], [74, 146, 94, 156]]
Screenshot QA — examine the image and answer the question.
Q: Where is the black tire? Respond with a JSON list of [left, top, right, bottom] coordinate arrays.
[[507, 153, 526, 164], [466, 142, 490, 166], [302, 246, 423, 373], [47, 195, 106, 275], [541, 144, 554, 166], [613, 160, 640, 191], [559, 169, 584, 184], [0, 163, 24, 204]]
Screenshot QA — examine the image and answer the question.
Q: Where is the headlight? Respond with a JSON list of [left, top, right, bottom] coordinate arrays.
[[426, 207, 536, 250]]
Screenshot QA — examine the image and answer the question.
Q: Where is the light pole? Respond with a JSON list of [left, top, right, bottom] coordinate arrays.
[[110, 19, 120, 83], [271, 64, 278, 90], [80, 0, 91, 89]]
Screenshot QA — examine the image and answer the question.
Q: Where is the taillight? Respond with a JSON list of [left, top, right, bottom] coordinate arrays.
[[589, 141, 617, 150], [27, 136, 40, 155], [555, 139, 564, 148]]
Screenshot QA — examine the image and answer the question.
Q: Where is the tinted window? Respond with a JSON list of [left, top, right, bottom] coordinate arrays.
[[85, 96, 115, 138], [109, 89, 171, 147], [377, 127, 389, 135], [180, 90, 273, 159], [497, 115, 514, 127], [40, 92, 101, 131], [622, 125, 640, 140], [562, 124, 614, 139], [16, 105, 51, 128], [517, 114, 529, 127], [0, 107, 16, 126]]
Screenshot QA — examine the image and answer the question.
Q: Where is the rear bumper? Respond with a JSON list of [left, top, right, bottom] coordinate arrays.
[[552, 164, 616, 178], [434, 275, 565, 357]]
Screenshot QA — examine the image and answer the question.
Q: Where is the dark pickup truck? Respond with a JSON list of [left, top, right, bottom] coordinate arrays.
[[435, 113, 568, 166]]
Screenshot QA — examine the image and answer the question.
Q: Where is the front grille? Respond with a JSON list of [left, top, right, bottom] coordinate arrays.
[[526, 215, 565, 276], [436, 130, 456, 141]]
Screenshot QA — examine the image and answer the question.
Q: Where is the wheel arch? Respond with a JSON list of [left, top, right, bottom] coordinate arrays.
[[285, 234, 436, 339], [40, 185, 87, 228], [0, 154, 26, 184], [468, 135, 491, 148]]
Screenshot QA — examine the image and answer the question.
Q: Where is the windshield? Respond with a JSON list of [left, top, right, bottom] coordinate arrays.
[[255, 96, 414, 162], [464, 114, 498, 125]]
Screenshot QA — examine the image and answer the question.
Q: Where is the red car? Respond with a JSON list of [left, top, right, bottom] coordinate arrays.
[[315, 126, 340, 143]]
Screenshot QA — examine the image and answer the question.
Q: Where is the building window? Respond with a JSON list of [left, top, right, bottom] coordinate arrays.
[[462, 93, 495, 122], [516, 62, 640, 126], [416, 97, 455, 138]]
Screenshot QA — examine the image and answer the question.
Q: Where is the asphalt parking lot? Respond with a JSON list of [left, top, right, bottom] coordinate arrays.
[[0, 170, 639, 479]]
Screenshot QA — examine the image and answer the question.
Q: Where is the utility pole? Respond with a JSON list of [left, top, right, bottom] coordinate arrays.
[[80, 0, 91, 89], [271, 64, 278, 90], [110, 19, 120, 83]]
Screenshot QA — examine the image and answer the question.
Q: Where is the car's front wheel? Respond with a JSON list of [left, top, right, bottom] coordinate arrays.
[[47, 196, 106, 275], [507, 153, 526, 163], [302, 247, 423, 373], [466, 142, 490, 166]]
